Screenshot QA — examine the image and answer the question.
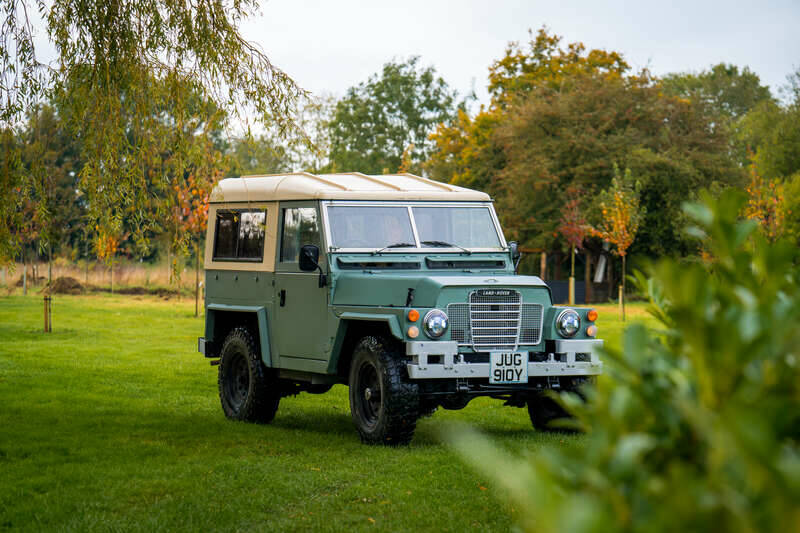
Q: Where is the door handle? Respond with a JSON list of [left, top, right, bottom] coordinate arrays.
[[280, 289, 286, 307]]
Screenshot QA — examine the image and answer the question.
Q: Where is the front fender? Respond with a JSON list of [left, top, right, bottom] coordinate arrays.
[[327, 310, 405, 375]]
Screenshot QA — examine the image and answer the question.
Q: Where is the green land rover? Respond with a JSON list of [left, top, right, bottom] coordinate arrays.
[[198, 172, 603, 444]]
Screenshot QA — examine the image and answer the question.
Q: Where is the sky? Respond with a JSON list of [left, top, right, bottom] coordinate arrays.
[[242, 0, 800, 105]]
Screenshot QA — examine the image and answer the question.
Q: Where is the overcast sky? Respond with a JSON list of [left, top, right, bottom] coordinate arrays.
[[243, 0, 800, 105]]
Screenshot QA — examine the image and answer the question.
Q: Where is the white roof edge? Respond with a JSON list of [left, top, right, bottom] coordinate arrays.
[[210, 172, 491, 203]]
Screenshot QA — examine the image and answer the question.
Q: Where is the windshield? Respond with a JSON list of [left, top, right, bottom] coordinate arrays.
[[412, 207, 501, 249], [328, 206, 416, 248], [327, 204, 503, 250]]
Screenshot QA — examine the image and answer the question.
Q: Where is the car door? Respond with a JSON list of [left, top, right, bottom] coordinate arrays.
[[274, 201, 330, 362]]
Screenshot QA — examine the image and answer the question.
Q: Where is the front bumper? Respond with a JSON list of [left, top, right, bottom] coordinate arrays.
[[405, 339, 603, 380]]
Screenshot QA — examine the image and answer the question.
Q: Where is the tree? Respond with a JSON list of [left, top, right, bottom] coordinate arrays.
[[737, 67, 800, 245], [591, 166, 643, 320], [429, 27, 628, 195], [328, 57, 456, 174], [661, 63, 773, 120], [494, 70, 738, 258], [430, 28, 740, 270], [1, 0, 305, 265], [0, 128, 24, 267], [743, 159, 786, 242], [20, 105, 84, 278], [226, 135, 290, 178], [738, 101, 800, 182], [426, 107, 505, 193], [173, 173, 216, 316], [556, 187, 587, 305], [487, 27, 629, 106]]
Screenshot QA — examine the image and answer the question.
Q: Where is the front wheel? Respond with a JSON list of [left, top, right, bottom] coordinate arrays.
[[218, 327, 280, 423], [348, 336, 419, 445], [527, 392, 571, 432]]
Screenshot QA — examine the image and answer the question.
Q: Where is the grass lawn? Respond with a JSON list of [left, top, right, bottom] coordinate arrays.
[[0, 292, 654, 532]]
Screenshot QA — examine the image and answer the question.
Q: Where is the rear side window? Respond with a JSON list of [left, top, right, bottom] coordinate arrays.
[[212, 210, 266, 261]]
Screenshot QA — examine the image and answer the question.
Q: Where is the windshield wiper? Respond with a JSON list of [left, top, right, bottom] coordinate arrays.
[[421, 240, 472, 255], [371, 242, 416, 255]]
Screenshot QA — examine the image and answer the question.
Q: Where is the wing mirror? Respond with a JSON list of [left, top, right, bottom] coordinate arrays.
[[509, 241, 522, 273], [299, 244, 327, 287]]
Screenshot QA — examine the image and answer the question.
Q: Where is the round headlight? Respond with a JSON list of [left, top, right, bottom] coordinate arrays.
[[556, 309, 581, 338], [423, 309, 448, 339]]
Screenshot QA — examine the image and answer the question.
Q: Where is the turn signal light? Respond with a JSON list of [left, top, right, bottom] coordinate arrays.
[[587, 309, 598, 322], [407, 309, 420, 322], [407, 326, 420, 339], [586, 325, 598, 337]]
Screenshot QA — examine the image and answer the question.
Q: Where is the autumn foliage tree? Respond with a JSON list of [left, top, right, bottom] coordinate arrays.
[[556, 188, 587, 304], [173, 173, 217, 316], [428, 27, 742, 277], [743, 160, 786, 242], [95, 228, 120, 293], [591, 166, 643, 320]]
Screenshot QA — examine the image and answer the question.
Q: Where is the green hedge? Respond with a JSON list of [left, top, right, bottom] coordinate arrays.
[[450, 190, 800, 532]]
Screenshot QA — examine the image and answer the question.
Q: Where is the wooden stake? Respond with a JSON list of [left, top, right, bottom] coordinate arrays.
[[43, 295, 51, 333], [540, 252, 547, 280]]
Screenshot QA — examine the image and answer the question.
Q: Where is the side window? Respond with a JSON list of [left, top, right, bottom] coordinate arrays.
[[212, 210, 266, 261], [237, 211, 266, 259], [280, 207, 320, 262], [213, 212, 238, 259]]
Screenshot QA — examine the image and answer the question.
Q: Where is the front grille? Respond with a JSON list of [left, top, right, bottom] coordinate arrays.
[[447, 290, 543, 350]]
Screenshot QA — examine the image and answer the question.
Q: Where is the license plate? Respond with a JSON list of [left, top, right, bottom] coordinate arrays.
[[489, 352, 528, 384]]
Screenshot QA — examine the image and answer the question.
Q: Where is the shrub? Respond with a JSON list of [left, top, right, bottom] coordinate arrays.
[[449, 190, 800, 532]]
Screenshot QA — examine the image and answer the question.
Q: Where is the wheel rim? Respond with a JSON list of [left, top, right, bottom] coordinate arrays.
[[356, 360, 382, 429], [224, 351, 250, 412]]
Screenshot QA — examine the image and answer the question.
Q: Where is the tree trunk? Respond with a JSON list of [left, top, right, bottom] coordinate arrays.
[[22, 250, 27, 295], [570, 246, 575, 278], [194, 242, 200, 318], [622, 254, 627, 322]]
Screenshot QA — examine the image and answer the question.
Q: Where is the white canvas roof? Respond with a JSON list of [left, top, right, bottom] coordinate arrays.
[[210, 172, 491, 203]]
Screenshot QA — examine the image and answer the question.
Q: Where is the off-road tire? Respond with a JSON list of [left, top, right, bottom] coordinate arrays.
[[218, 327, 280, 423], [527, 392, 571, 432], [348, 336, 420, 445]]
